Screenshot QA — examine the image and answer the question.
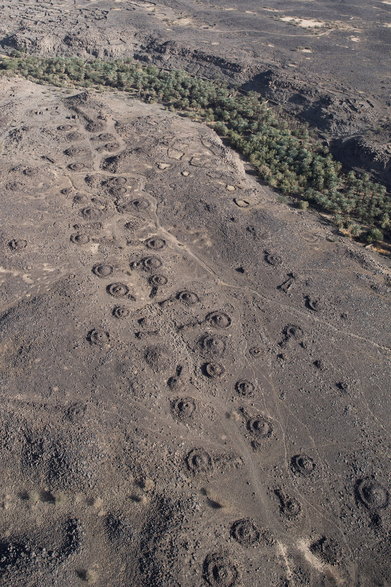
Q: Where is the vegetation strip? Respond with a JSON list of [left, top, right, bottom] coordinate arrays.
[[1, 56, 389, 243]]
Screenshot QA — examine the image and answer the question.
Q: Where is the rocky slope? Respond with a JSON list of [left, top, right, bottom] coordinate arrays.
[[0, 78, 390, 586]]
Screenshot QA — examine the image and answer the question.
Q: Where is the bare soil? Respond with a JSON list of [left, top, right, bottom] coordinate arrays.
[[1, 1, 391, 585], [0, 78, 390, 586]]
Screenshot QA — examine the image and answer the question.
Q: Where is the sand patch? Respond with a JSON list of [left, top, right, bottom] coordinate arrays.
[[279, 16, 360, 33], [279, 16, 327, 28], [171, 17, 193, 26]]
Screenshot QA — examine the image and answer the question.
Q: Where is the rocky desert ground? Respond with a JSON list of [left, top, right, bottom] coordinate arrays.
[[0, 2, 390, 587]]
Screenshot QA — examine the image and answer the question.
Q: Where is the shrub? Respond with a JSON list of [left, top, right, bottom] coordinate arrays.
[[365, 228, 384, 243]]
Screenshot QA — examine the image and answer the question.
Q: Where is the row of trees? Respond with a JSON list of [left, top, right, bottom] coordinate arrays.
[[1, 55, 389, 242]]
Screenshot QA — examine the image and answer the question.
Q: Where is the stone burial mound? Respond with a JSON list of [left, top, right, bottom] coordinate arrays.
[[0, 78, 390, 586]]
